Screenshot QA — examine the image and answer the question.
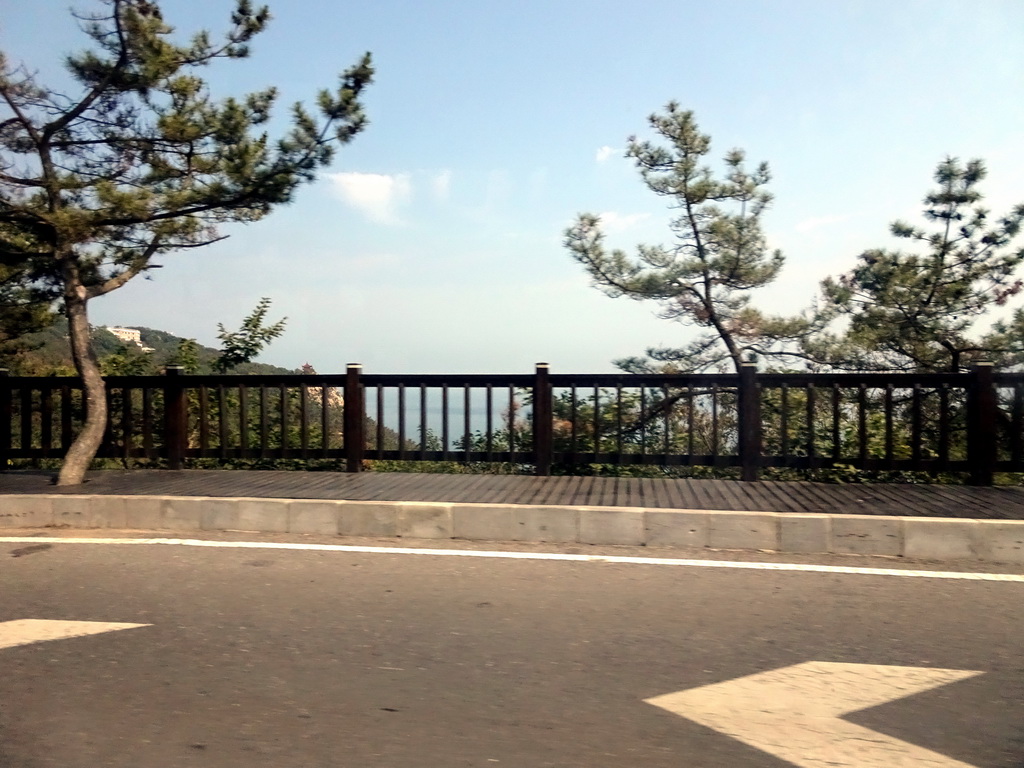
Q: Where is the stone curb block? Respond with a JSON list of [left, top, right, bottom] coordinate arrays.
[[511, 505, 578, 543], [975, 520, 1024, 564], [0, 495, 54, 528], [5, 493, 1024, 564], [397, 503, 452, 539], [645, 510, 709, 548], [452, 504, 514, 541], [288, 501, 340, 536], [580, 507, 645, 545], [337, 502, 398, 537], [903, 518, 981, 561], [708, 511, 779, 551], [830, 514, 903, 557], [779, 513, 831, 554]]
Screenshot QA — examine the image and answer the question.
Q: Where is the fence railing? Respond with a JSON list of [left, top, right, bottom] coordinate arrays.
[[0, 362, 1013, 484]]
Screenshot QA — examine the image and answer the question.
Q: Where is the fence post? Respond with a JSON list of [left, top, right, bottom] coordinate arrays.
[[533, 363, 553, 476], [0, 369, 10, 471], [738, 362, 761, 482], [163, 366, 187, 470], [344, 363, 365, 472], [967, 362, 997, 486]]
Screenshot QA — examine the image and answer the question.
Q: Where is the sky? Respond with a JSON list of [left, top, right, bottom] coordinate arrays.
[[1, 0, 1023, 373]]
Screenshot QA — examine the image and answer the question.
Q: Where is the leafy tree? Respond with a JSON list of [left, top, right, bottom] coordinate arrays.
[[166, 337, 200, 374], [0, 268, 55, 371], [0, 0, 373, 483], [213, 296, 286, 372], [808, 158, 1024, 372], [564, 103, 809, 374]]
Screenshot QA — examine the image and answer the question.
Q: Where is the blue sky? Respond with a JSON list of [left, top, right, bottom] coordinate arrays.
[[2, 0, 1023, 373]]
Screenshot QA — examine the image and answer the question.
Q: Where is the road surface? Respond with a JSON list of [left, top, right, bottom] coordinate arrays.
[[2, 532, 1023, 767]]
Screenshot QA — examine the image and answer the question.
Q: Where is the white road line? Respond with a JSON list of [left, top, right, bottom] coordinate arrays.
[[0, 619, 151, 650], [2, 536, 1023, 581]]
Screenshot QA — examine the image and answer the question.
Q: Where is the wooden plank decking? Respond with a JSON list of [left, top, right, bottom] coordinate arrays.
[[3, 470, 1024, 519]]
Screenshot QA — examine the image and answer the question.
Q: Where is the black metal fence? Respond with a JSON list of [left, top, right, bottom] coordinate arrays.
[[0, 363, 1013, 484]]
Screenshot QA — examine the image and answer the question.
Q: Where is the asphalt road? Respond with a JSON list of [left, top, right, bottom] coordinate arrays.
[[2, 535, 1023, 768]]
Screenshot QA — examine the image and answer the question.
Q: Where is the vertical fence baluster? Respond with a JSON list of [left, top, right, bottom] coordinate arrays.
[[0, 369, 9, 468], [662, 384, 670, 457], [464, 385, 471, 462], [300, 385, 309, 459], [41, 386, 53, 458], [198, 386, 209, 452], [711, 384, 719, 458], [420, 385, 427, 460], [780, 384, 790, 459], [398, 384, 407, 460], [911, 384, 923, 469], [121, 386, 133, 461], [640, 386, 648, 462], [508, 386, 516, 463], [884, 384, 894, 468], [805, 384, 816, 464], [1012, 383, 1024, 469], [858, 384, 868, 465], [442, 385, 450, 461], [938, 384, 950, 470], [239, 385, 249, 455], [616, 386, 623, 462], [103, 388, 114, 456], [218, 384, 228, 460], [569, 385, 578, 465], [831, 384, 841, 460], [279, 384, 289, 453], [20, 387, 32, 451], [593, 385, 602, 461], [319, 385, 329, 457], [61, 385, 73, 452], [376, 385, 384, 455], [687, 386, 695, 462], [142, 386, 153, 457], [259, 385, 269, 457], [486, 385, 494, 461]]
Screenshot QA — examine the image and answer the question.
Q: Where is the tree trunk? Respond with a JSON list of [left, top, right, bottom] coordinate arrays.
[[57, 279, 107, 486]]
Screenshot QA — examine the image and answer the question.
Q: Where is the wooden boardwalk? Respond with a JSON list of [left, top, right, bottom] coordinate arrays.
[[3, 470, 1024, 519]]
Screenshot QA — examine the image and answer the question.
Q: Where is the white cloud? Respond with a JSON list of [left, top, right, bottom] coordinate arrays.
[[598, 211, 651, 233], [794, 214, 851, 233], [595, 145, 617, 163], [326, 172, 412, 224], [432, 169, 452, 201]]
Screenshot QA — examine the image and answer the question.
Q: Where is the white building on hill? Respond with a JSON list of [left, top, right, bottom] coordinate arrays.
[[105, 327, 154, 353]]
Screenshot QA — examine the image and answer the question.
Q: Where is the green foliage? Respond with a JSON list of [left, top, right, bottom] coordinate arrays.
[[810, 158, 1024, 372], [564, 103, 811, 373], [0, 0, 373, 482], [0, 0, 373, 293], [214, 297, 286, 372], [167, 338, 200, 374]]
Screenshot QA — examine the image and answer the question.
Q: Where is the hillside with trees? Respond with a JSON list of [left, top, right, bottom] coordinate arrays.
[[1, 317, 297, 377]]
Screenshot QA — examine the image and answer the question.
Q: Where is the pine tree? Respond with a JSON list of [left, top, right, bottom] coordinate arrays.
[[808, 158, 1024, 372], [0, 0, 373, 483], [564, 103, 808, 374]]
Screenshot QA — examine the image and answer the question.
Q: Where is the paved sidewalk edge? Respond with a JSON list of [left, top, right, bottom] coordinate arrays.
[[2, 494, 1023, 564]]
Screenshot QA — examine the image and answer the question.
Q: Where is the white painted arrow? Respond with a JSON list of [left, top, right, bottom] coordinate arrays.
[[645, 661, 983, 768], [0, 619, 150, 650]]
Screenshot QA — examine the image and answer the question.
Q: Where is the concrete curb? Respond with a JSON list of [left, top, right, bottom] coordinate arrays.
[[2, 494, 1023, 564]]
